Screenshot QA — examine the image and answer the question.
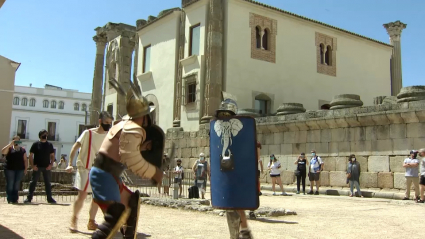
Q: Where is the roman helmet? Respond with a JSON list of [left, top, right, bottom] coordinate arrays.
[[216, 98, 238, 117], [109, 77, 155, 120]]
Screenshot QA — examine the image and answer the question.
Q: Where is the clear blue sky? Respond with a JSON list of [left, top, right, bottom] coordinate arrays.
[[1, 0, 423, 93]]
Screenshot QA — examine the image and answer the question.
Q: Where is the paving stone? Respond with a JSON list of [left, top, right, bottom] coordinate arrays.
[[368, 156, 390, 172], [377, 172, 394, 189]]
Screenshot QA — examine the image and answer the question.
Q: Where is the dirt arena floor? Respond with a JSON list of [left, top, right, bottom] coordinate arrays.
[[0, 191, 423, 239]]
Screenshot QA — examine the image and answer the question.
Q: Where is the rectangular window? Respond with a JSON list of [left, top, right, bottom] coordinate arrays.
[[189, 24, 201, 56], [255, 99, 268, 116], [47, 122, 57, 141], [78, 124, 85, 138], [17, 120, 27, 139], [187, 82, 196, 104], [107, 104, 113, 116], [143, 45, 151, 73]]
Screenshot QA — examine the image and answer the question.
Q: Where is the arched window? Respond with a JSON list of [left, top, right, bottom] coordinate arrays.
[[74, 103, 79, 111], [149, 102, 156, 124], [51, 100, 57, 109], [43, 100, 49, 108], [262, 28, 269, 50], [81, 104, 87, 111], [325, 45, 332, 66], [255, 26, 261, 49], [320, 44, 325, 64], [13, 97, 19, 105], [21, 98, 28, 106], [58, 101, 64, 109], [29, 98, 36, 107]]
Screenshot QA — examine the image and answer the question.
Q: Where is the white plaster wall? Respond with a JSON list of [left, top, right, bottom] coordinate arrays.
[[225, 0, 392, 112], [180, 1, 208, 131], [137, 12, 180, 131], [104, 93, 118, 119]]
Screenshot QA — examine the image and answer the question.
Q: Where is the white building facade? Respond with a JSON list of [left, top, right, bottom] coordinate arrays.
[[94, 0, 401, 132], [9, 85, 91, 165]]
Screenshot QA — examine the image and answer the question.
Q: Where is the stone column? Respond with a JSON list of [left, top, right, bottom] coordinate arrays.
[[383, 21, 407, 96], [200, 0, 224, 124], [173, 11, 186, 128], [116, 32, 135, 118], [90, 34, 107, 125]]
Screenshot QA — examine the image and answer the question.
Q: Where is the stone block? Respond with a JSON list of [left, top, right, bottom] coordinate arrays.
[[283, 131, 295, 144], [377, 172, 394, 189], [320, 129, 331, 142], [401, 111, 419, 123], [331, 128, 345, 142], [268, 144, 281, 155], [264, 133, 274, 145], [376, 125, 389, 140], [365, 126, 377, 141], [294, 131, 307, 144], [338, 142, 351, 156], [273, 132, 284, 145], [353, 127, 366, 141], [280, 144, 292, 155], [257, 134, 264, 144], [191, 148, 197, 158], [406, 122, 425, 138], [306, 143, 328, 156], [307, 130, 321, 143], [329, 171, 348, 187], [414, 137, 425, 150], [292, 143, 305, 156], [281, 170, 295, 185], [188, 158, 198, 170], [182, 148, 191, 158], [328, 142, 338, 156], [335, 157, 348, 171], [371, 140, 393, 156], [359, 172, 378, 188], [320, 171, 330, 186], [261, 145, 269, 156], [368, 156, 390, 172], [389, 124, 406, 139], [350, 141, 372, 156], [390, 156, 406, 173], [283, 156, 297, 171], [392, 138, 414, 155], [323, 157, 336, 171], [203, 147, 210, 157], [355, 156, 368, 172], [393, 173, 406, 190], [179, 138, 187, 148], [188, 138, 198, 148]]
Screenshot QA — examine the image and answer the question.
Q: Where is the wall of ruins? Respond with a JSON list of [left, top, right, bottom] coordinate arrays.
[[165, 95, 425, 190]]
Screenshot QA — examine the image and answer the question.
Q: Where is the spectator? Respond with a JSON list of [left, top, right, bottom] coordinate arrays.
[[403, 150, 420, 201], [294, 153, 308, 195], [1, 135, 28, 204], [256, 141, 263, 196], [58, 156, 67, 170], [24, 130, 56, 204], [308, 150, 324, 195], [162, 165, 171, 196], [52, 159, 58, 170], [174, 159, 184, 197], [267, 154, 287, 196], [192, 153, 210, 199], [418, 148, 425, 203], [347, 154, 363, 198]]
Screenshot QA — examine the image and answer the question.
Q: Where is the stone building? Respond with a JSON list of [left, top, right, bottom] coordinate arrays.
[[9, 84, 91, 163], [90, 0, 407, 133]]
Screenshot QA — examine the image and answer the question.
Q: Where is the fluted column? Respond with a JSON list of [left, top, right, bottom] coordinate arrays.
[[200, 0, 224, 124], [90, 34, 107, 125], [383, 21, 407, 96]]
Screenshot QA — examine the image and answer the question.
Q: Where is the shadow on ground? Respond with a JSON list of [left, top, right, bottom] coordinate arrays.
[[0, 224, 24, 239], [73, 230, 151, 238], [255, 218, 298, 224]]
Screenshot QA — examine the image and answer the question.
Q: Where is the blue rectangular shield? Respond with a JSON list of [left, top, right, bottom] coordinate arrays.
[[209, 116, 259, 210]]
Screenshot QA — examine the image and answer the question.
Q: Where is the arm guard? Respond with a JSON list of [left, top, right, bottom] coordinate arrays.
[[119, 121, 157, 179]]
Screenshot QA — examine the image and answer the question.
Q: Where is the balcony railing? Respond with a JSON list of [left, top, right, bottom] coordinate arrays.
[[47, 134, 60, 141], [12, 131, 29, 140]]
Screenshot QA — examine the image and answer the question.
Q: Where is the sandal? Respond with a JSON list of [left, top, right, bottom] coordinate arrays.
[[69, 216, 78, 232], [87, 219, 98, 230]]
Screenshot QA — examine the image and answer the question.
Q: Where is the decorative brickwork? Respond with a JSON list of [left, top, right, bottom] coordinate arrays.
[[249, 13, 277, 63], [316, 32, 337, 77]]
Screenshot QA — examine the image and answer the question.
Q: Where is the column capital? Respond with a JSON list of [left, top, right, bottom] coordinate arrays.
[[383, 20, 407, 42], [93, 34, 107, 45]]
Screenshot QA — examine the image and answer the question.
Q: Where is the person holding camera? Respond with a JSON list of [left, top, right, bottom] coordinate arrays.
[[1, 135, 28, 204], [294, 153, 308, 195]]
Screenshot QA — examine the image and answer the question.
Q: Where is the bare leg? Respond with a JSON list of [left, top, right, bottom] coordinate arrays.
[[179, 184, 182, 196], [310, 180, 314, 192], [271, 177, 276, 193], [226, 210, 240, 239], [120, 189, 131, 208], [316, 179, 320, 191], [237, 210, 248, 229], [89, 199, 99, 220], [70, 191, 88, 231], [421, 185, 425, 201], [277, 177, 284, 192]]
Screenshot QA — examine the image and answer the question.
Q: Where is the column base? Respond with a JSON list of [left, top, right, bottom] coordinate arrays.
[[200, 115, 213, 124]]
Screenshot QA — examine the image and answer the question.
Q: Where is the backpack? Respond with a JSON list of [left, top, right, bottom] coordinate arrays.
[[310, 156, 322, 171]]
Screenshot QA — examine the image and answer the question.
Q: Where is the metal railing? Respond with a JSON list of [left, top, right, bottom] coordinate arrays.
[[0, 169, 203, 203], [12, 131, 29, 140]]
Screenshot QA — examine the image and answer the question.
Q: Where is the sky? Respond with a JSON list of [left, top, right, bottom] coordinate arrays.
[[0, 0, 424, 93]]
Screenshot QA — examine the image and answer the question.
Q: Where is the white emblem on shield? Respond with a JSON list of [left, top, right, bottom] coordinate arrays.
[[214, 119, 243, 158]]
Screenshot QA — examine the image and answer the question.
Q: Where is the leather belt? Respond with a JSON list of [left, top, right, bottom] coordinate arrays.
[[93, 153, 125, 178]]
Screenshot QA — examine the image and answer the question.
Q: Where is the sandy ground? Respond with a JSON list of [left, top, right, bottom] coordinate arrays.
[[0, 191, 424, 239]]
